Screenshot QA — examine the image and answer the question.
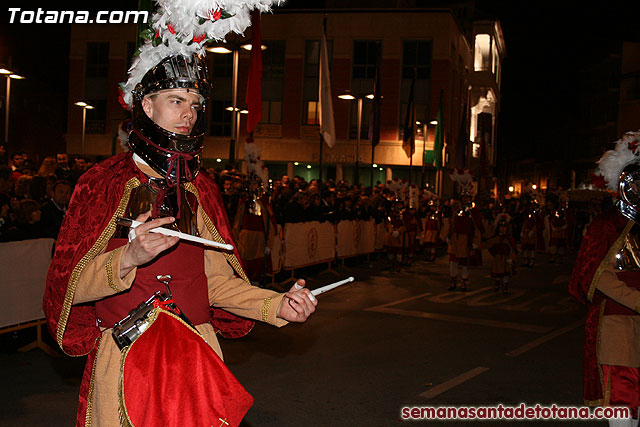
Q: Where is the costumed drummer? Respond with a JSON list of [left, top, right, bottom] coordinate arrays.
[[42, 2, 315, 427], [569, 130, 640, 427]]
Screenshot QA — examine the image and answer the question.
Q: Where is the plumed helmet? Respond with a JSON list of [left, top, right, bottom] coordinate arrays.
[[618, 163, 640, 223], [118, 0, 284, 183], [128, 53, 210, 183]]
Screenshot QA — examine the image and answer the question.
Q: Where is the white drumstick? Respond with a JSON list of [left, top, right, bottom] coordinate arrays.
[[117, 217, 234, 251], [311, 276, 355, 296]]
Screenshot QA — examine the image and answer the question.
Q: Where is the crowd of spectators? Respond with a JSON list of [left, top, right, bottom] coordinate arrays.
[[0, 150, 83, 242], [0, 147, 604, 258]]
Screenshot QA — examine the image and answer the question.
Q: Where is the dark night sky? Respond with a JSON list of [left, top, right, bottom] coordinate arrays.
[[475, 0, 640, 161], [2, 1, 640, 160]]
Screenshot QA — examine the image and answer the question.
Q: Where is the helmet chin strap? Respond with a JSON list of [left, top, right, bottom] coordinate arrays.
[[132, 128, 202, 220]]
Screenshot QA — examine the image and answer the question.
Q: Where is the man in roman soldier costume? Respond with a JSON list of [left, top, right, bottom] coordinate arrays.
[[548, 202, 568, 263], [383, 198, 406, 272], [42, 2, 316, 426], [569, 130, 640, 427], [487, 219, 517, 294], [422, 200, 441, 262], [232, 167, 277, 283], [441, 194, 480, 291], [520, 204, 538, 267]]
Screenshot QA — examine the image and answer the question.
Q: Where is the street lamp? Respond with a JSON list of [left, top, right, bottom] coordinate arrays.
[[338, 90, 373, 186], [1, 67, 25, 144], [74, 101, 94, 154], [206, 41, 266, 168]]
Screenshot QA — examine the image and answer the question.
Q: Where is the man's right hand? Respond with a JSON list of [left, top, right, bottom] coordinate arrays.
[[119, 212, 180, 278]]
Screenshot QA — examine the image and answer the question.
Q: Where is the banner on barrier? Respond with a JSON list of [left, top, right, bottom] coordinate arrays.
[[336, 220, 376, 257], [283, 221, 335, 269], [359, 220, 376, 254], [0, 238, 54, 328], [336, 220, 358, 258]]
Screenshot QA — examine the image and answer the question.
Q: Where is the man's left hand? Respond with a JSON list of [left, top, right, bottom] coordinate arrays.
[[277, 279, 317, 322]]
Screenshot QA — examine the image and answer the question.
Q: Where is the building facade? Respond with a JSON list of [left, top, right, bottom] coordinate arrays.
[[65, 8, 504, 198]]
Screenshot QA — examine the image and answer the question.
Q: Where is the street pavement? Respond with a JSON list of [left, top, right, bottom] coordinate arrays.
[[0, 248, 607, 426]]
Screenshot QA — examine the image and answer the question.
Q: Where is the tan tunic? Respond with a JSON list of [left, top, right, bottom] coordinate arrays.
[[72, 162, 287, 426], [594, 249, 640, 367]]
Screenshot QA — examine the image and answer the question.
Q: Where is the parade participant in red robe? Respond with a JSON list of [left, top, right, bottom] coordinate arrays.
[[569, 131, 640, 427], [487, 219, 517, 294], [42, 3, 315, 426], [422, 203, 441, 262], [520, 209, 537, 267]]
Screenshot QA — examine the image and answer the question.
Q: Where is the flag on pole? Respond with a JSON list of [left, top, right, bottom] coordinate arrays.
[[402, 72, 416, 158], [368, 41, 382, 147], [433, 91, 444, 170], [455, 103, 468, 169], [318, 18, 336, 148], [245, 10, 262, 134]]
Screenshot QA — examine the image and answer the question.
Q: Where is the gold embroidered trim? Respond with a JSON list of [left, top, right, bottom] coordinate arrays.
[[261, 297, 272, 323], [57, 177, 141, 356], [85, 335, 102, 427], [584, 398, 604, 406], [118, 343, 134, 427], [106, 250, 122, 293], [184, 182, 250, 283], [587, 220, 634, 302]]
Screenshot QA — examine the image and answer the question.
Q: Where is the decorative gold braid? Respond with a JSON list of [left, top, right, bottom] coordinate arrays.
[[105, 250, 123, 293], [85, 335, 102, 427], [597, 299, 608, 407], [184, 182, 250, 283], [118, 344, 134, 427], [57, 177, 141, 356], [261, 297, 272, 323], [587, 220, 634, 302]]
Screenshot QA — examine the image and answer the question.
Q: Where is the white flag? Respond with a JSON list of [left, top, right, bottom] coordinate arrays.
[[319, 24, 336, 148]]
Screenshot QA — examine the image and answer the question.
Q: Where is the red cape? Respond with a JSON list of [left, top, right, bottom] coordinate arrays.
[[568, 207, 630, 405], [43, 152, 254, 357]]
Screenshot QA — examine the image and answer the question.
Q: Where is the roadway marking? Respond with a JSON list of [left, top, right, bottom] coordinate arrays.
[[367, 307, 552, 333], [420, 367, 489, 399], [366, 292, 433, 310], [505, 319, 584, 357]]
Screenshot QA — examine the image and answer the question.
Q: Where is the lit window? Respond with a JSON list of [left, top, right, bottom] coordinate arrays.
[[472, 142, 481, 158], [474, 34, 491, 72], [306, 101, 319, 125]]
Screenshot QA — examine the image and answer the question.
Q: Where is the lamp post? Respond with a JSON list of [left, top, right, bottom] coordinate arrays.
[[1, 67, 25, 144], [418, 119, 438, 187], [74, 101, 94, 154], [207, 42, 266, 168], [338, 91, 373, 186], [226, 105, 249, 157]]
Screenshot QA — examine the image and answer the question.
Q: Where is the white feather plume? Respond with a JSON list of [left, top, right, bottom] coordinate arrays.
[[244, 140, 269, 184], [120, 0, 283, 108], [449, 168, 474, 194], [596, 130, 640, 191]]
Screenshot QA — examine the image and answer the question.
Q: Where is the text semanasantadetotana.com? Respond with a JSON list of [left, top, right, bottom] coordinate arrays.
[[401, 404, 630, 420], [7, 8, 149, 24]]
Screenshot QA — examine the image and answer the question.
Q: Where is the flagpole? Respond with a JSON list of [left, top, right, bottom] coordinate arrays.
[[318, 17, 328, 183], [370, 143, 375, 188], [319, 133, 323, 182], [408, 67, 416, 197], [318, 15, 335, 183]]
